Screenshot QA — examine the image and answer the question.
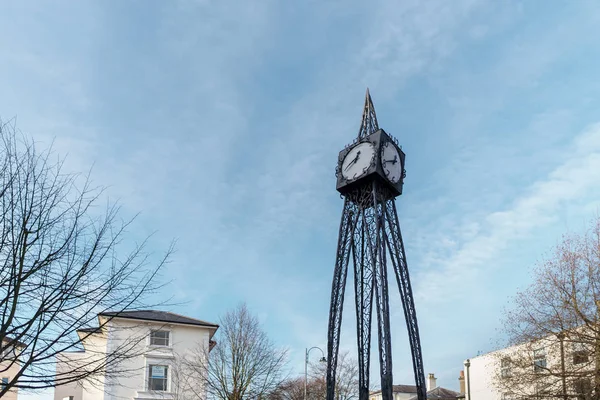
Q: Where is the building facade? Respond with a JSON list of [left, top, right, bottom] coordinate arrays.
[[54, 310, 218, 400], [0, 337, 23, 400], [463, 332, 595, 400]]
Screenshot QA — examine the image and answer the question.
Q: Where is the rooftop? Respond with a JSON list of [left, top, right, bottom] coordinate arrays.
[[370, 384, 418, 395], [409, 387, 462, 400], [99, 310, 219, 328]]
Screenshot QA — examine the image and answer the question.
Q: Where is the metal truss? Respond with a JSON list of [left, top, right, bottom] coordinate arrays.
[[326, 90, 426, 400]]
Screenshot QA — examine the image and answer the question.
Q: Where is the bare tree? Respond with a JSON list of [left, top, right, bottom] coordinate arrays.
[[0, 120, 172, 396], [272, 351, 359, 400], [184, 303, 288, 400], [494, 216, 600, 399], [269, 377, 306, 400], [310, 351, 359, 400]]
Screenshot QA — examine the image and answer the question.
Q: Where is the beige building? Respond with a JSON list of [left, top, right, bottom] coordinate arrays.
[[53, 310, 218, 400], [0, 337, 23, 400]]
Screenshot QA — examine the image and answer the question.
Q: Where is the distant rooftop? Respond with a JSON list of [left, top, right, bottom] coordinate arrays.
[[371, 384, 418, 395], [370, 385, 462, 399], [77, 327, 101, 333], [99, 310, 219, 328], [409, 387, 462, 400], [2, 336, 26, 348]]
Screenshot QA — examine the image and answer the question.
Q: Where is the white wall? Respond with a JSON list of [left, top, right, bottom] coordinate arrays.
[[464, 352, 502, 400], [54, 331, 108, 400], [53, 352, 86, 400], [463, 335, 579, 400]]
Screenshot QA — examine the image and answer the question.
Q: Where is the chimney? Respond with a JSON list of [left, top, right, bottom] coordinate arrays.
[[427, 373, 437, 391], [459, 370, 465, 394]]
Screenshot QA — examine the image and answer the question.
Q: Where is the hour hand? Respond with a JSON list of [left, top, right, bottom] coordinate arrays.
[[383, 155, 398, 165]]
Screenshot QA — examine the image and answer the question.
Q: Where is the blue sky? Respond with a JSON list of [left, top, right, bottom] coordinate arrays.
[[3, 0, 600, 396]]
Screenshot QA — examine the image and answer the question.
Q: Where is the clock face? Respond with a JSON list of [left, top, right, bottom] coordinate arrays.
[[341, 142, 375, 181], [381, 141, 402, 183]]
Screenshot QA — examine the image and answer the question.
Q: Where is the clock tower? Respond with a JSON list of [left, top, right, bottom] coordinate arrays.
[[326, 90, 426, 400]]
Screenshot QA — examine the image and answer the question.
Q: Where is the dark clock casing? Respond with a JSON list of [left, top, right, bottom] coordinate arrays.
[[336, 129, 405, 197]]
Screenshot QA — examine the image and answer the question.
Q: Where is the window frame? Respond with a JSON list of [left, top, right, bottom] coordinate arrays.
[[572, 341, 589, 365], [500, 357, 512, 378], [149, 330, 170, 347], [572, 378, 592, 399], [533, 347, 547, 372], [147, 364, 169, 392]]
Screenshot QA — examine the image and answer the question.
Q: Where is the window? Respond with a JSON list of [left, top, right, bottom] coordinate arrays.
[[572, 341, 589, 365], [150, 330, 169, 346], [533, 348, 546, 372], [573, 378, 591, 400], [1, 377, 8, 388], [1, 346, 15, 359], [148, 365, 168, 391], [500, 357, 512, 378]]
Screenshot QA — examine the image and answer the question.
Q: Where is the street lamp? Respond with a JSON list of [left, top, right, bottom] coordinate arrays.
[[305, 346, 326, 400]]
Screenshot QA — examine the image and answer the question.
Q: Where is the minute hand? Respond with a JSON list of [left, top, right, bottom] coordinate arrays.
[[344, 151, 361, 171], [344, 157, 358, 171]]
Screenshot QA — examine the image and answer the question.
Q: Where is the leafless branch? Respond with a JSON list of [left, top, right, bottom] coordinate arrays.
[[0, 120, 172, 395]]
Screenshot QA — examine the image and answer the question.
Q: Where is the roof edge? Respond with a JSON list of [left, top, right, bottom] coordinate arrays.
[[98, 311, 219, 329]]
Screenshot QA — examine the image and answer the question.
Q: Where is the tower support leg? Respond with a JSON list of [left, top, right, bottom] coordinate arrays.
[[326, 199, 355, 400], [353, 207, 373, 400], [371, 193, 393, 400], [384, 201, 427, 400]]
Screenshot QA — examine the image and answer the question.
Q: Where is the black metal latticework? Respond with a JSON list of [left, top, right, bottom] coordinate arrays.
[[326, 91, 426, 400]]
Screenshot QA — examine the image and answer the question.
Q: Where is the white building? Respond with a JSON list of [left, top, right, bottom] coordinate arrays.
[[463, 332, 594, 400], [54, 310, 218, 400]]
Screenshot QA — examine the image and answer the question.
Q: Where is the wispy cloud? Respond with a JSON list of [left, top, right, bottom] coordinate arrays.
[[3, 0, 600, 395]]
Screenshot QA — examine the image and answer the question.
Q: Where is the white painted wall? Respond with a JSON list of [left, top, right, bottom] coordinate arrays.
[[463, 335, 585, 400], [464, 352, 502, 400], [54, 352, 86, 400]]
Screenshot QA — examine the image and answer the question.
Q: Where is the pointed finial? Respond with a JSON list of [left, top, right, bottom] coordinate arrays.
[[358, 88, 379, 139]]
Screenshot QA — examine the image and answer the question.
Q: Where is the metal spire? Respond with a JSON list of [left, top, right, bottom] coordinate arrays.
[[358, 88, 380, 139]]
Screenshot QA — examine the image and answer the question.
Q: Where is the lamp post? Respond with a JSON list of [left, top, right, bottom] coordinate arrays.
[[305, 347, 326, 400]]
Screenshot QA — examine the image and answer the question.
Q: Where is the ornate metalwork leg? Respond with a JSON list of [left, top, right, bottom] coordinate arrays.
[[384, 201, 426, 400], [353, 194, 374, 400], [371, 187, 393, 400], [326, 199, 354, 400]]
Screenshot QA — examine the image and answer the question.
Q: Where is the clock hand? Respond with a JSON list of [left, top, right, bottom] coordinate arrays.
[[383, 155, 398, 164], [344, 158, 358, 171], [344, 151, 362, 171]]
